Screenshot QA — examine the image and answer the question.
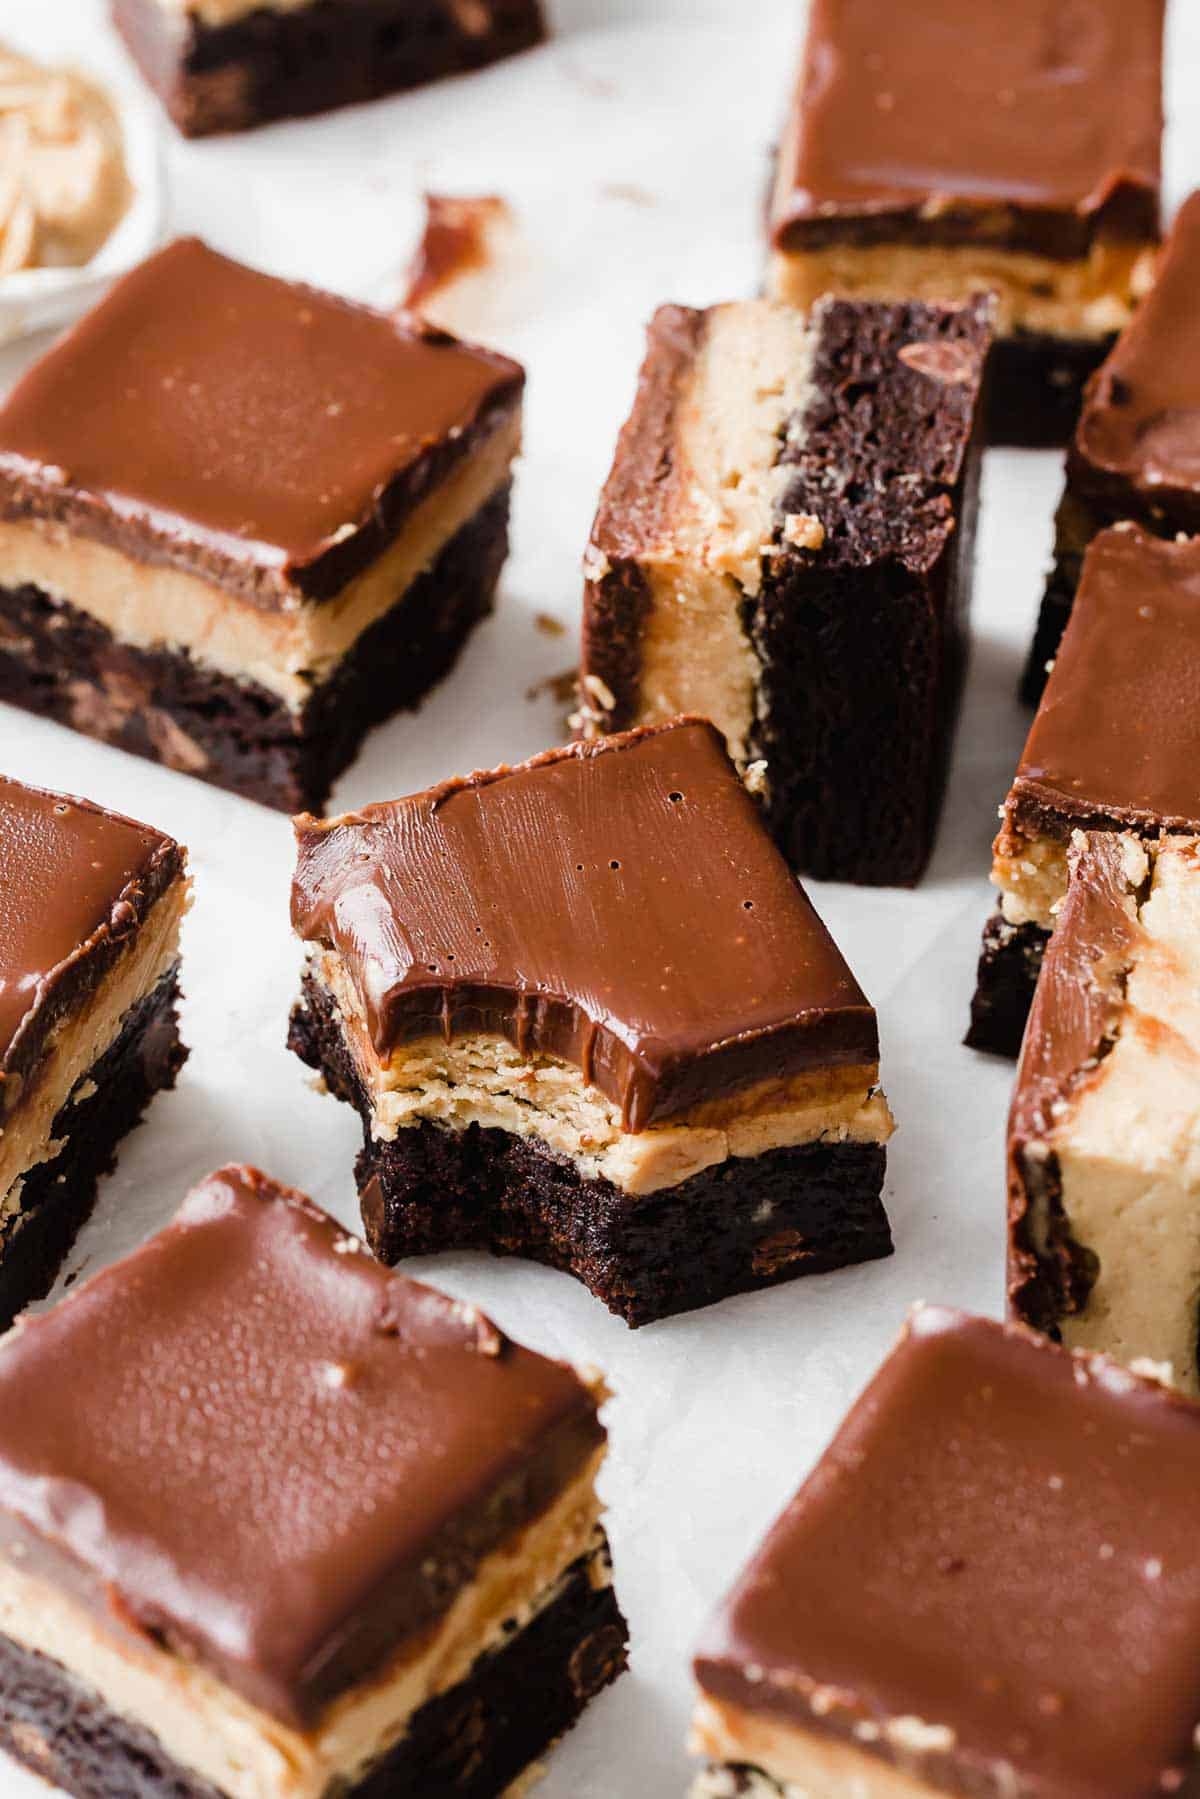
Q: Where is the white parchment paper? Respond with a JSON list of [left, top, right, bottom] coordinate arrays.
[[0, 3, 1196, 1794]]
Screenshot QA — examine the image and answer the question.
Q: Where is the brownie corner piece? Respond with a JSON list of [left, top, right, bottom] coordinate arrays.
[[112, 0, 547, 137], [289, 717, 895, 1326], [0, 1163, 625, 1799], [581, 293, 991, 886], [0, 777, 188, 1329], [691, 1306, 1200, 1799], [0, 237, 523, 812]]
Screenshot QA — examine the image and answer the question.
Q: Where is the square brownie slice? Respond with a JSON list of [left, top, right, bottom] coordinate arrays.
[[0, 777, 187, 1330], [692, 1305, 1200, 1799], [967, 524, 1200, 1057], [767, 0, 1163, 447], [1010, 830, 1200, 1388], [288, 718, 895, 1327], [580, 296, 992, 886], [0, 237, 524, 813], [1024, 191, 1200, 703], [113, 0, 547, 137], [0, 1163, 626, 1799]]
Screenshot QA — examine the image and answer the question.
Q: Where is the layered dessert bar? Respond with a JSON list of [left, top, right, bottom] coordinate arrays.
[[967, 524, 1200, 1057], [0, 237, 523, 812], [1009, 830, 1200, 1390], [289, 718, 895, 1327], [113, 0, 547, 137], [0, 1163, 626, 1799], [692, 1305, 1200, 1799], [0, 777, 187, 1329], [580, 296, 992, 886], [768, 0, 1163, 447], [1024, 191, 1200, 702]]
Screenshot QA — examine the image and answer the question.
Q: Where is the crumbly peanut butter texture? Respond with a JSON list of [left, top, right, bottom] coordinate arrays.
[[691, 1696, 943, 1799], [0, 45, 130, 277]]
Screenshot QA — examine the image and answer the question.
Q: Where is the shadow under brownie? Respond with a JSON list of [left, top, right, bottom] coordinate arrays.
[[580, 294, 992, 886], [766, 0, 1163, 448], [112, 0, 547, 137], [0, 237, 524, 812], [967, 524, 1200, 1058], [0, 1164, 625, 1799], [0, 776, 188, 1329], [289, 718, 894, 1326]]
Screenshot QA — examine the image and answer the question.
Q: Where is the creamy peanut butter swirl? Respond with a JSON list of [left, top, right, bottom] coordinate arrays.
[[0, 45, 130, 277]]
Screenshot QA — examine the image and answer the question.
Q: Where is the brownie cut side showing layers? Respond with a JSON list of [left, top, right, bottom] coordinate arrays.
[[0, 777, 188, 1329], [0, 1165, 626, 1799], [0, 237, 524, 812], [1023, 190, 1200, 703], [289, 718, 895, 1326], [967, 524, 1200, 1057], [1009, 831, 1200, 1391], [581, 296, 991, 886], [691, 1306, 1200, 1799], [767, 0, 1164, 447], [112, 0, 547, 137]]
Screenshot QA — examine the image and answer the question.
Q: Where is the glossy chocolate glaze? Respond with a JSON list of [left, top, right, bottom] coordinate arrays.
[[771, 0, 1163, 252], [0, 776, 181, 1096], [0, 1164, 602, 1728], [1074, 191, 1200, 512], [291, 719, 878, 1131], [0, 238, 523, 608], [1010, 527, 1200, 837], [696, 1306, 1200, 1798]]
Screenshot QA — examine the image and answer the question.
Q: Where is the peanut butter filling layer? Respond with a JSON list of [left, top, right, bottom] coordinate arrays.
[[691, 1696, 944, 1799], [0, 411, 518, 712], [767, 236, 1157, 341], [626, 301, 814, 769], [153, 0, 321, 24], [991, 827, 1069, 932], [310, 950, 893, 1198], [0, 1447, 607, 1799], [0, 874, 188, 1219]]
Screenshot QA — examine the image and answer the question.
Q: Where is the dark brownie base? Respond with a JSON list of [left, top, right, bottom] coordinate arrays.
[[289, 977, 893, 1328], [964, 912, 1049, 1059], [0, 1542, 625, 1799], [0, 970, 185, 1332], [0, 488, 509, 814], [986, 329, 1114, 449], [113, 0, 547, 137]]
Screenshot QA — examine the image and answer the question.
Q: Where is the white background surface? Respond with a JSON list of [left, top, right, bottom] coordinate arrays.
[[0, 3, 1197, 1794]]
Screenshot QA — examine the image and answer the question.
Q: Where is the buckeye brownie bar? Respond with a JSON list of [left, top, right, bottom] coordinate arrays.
[[768, 0, 1163, 447], [0, 237, 523, 812], [289, 718, 895, 1327], [0, 1163, 625, 1799], [580, 296, 991, 886], [113, 0, 547, 137], [1024, 191, 1200, 703], [0, 777, 187, 1330], [968, 525, 1200, 1057], [692, 1306, 1200, 1799], [1010, 831, 1200, 1390]]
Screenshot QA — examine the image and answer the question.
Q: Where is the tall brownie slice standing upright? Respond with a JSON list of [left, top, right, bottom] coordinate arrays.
[[1024, 191, 1200, 701], [0, 1164, 625, 1799], [0, 237, 524, 812], [768, 0, 1164, 446], [0, 778, 188, 1327], [967, 525, 1200, 1057], [581, 295, 991, 884], [289, 718, 894, 1326], [113, 0, 547, 137]]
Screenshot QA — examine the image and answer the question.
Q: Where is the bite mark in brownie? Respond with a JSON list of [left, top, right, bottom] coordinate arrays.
[[289, 719, 894, 1325], [0, 1165, 625, 1798], [0, 237, 524, 811], [113, 0, 547, 138], [581, 295, 991, 885], [767, 0, 1163, 446]]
